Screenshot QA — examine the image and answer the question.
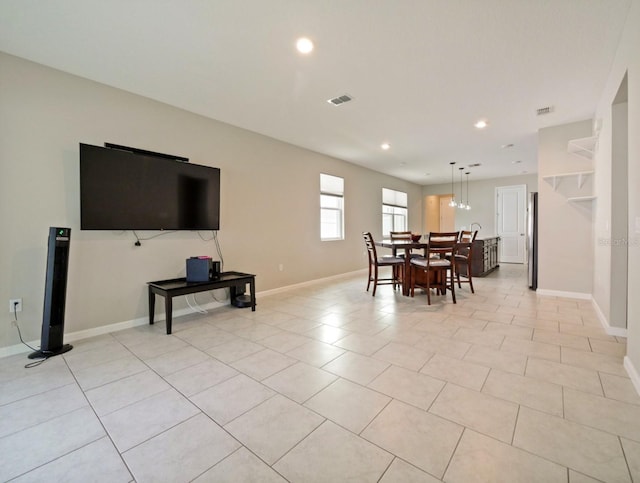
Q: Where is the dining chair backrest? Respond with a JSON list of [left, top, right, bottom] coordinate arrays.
[[428, 232, 459, 244], [428, 231, 459, 258], [459, 230, 478, 243], [362, 232, 377, 261], [390, 231, 412, 240], [389, 231, 415, 257]]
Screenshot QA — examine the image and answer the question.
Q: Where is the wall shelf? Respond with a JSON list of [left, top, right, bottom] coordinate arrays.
[[568, 136, 597, 160], [542, 170, 594, 191], [568, 195, 597, 202]]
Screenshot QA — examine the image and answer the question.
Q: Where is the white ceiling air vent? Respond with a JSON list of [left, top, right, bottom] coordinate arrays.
[[327, 94, 353, 106], [536, 105, 554, 116]]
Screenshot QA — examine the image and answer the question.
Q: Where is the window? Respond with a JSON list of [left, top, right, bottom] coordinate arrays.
[[382, 188, 408, 236], [320, 174, 344, 240]]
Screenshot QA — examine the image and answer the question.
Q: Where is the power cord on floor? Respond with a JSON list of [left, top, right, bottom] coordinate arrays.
[[210, 288, 229, 303], [11, 303, 51, 368], [185, 294, 208, 314]]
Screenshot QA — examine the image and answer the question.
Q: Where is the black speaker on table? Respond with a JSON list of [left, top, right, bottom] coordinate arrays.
[[28, 227, 73, 359]]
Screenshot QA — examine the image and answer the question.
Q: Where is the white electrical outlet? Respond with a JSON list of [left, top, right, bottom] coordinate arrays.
[[9, 298, 22, 313], [278, 264, 284, 272]]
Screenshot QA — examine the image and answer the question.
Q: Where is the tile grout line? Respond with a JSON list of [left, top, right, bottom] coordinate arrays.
[[63, 355, 137, 482]]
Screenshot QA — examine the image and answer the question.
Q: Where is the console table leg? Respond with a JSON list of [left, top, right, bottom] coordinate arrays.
[[250, 278, 256, 311], [165, 296, 173, 335], [149, 288, 155, 325]]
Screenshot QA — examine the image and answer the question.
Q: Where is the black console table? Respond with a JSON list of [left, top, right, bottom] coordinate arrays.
[[148, 271, 256, 334]]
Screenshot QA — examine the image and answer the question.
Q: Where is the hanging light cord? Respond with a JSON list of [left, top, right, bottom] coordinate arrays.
[[449, 162, 456, 206], [459, 167, 464, 207], [466, 172, 471, 209]]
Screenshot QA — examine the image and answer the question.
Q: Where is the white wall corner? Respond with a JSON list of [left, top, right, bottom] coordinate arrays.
[[591, 298, 628, 337], [535, 289, 629, 336], [624, 356, 640, 397]]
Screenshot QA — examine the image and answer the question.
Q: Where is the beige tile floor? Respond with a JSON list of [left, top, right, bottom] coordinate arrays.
[[1, 264, 639, 482]]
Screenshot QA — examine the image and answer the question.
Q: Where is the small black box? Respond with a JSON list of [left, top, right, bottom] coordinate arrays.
[[211, 260, 221, 279], [186, 257, 212, 282]]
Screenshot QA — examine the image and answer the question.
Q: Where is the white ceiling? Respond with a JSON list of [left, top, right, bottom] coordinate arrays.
[[0, 0, 631, 184]]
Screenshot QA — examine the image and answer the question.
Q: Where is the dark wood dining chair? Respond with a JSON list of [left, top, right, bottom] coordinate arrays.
[[459, 230, 478, 243], [390, 231, 421, 258], [453, 230, 478, 293], [410, 232, 458, 304], [362, 232, 404, 296], [453, 241, 475, 293]]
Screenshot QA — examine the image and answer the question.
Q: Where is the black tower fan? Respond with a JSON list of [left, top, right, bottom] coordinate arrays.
[[28, 227, 73, 359]]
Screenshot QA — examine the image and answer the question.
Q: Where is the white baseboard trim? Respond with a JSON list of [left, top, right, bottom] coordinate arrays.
[[0, 270, 366, 359], [536, 289, 629, 337], [0, 338, 44, 359], [591, 298, 628, 338], [0, 299, 227, 359], [535, 288, 592, 300], [258, 269, 366, 298], [624, 356, 640, 397]]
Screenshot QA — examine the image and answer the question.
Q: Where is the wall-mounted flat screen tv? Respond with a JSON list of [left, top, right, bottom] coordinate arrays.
[[80, 143, 220, 230]]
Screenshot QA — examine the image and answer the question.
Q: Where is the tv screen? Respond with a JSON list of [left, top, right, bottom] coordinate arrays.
[[80, 143, 220, 230]]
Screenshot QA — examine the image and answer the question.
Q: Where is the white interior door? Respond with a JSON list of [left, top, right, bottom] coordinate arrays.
[[439, 196, 455, 232], [496, 185, 526, 263]]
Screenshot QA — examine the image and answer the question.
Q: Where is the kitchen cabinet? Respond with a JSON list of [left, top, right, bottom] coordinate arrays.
[[458, 237, 500, 277]]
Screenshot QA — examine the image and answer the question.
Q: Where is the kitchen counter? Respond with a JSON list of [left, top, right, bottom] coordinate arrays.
[[464, 236, 500, 277]]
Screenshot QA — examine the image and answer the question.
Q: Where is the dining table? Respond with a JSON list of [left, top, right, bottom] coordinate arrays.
[[375, 239, 429, 296]]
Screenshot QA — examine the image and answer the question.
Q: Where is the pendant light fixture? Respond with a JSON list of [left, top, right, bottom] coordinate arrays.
[[458, 167, 465, 208], [465, 171, 471, 210], [448, 162, 457, 207]]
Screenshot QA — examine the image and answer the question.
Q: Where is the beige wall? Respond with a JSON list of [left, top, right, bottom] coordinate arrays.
[[422, 174, 538, 238], [610, 101, 629, 329], [593, 0, 640, 382], [537, 120, 594, 295], [0, 52, 422, 351], [591, 99, 628, 331]]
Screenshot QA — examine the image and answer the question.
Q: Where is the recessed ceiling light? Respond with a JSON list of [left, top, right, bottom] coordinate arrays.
[[512, 160, 522, 164], [296, 37, 314, 54], [474, 119, 488, 129], [501, 143, 514, 149], [381, 143, 391, 150]]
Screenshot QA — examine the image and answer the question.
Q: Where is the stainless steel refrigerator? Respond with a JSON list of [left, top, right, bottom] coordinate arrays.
[[528, 192, 538, 290]]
